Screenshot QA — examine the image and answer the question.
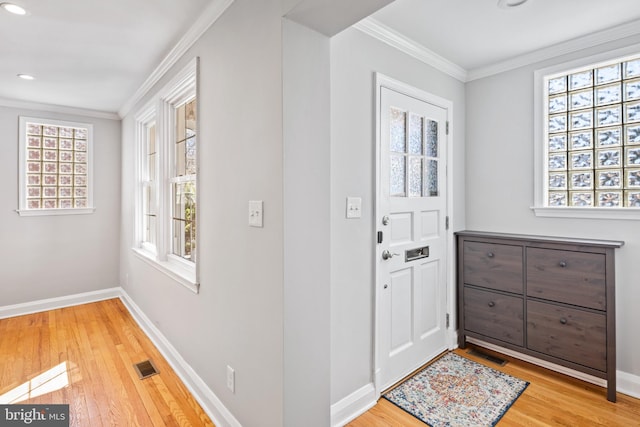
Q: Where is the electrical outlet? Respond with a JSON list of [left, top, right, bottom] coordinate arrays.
[[226, 365, 235, 393]]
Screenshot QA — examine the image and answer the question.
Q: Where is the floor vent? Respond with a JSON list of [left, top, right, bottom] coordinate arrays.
[[467, 349, 507, 366], [134, 359, 159, 379]]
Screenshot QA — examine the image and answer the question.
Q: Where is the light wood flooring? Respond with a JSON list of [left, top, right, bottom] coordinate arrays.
[[348, 345, 640, 427], [0, 298, 214, 427]]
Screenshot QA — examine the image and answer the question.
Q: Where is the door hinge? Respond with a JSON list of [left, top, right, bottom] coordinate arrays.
[[446, 313, 450, 328], [445, 216, 449, 230], [446, 121, 449, 135]]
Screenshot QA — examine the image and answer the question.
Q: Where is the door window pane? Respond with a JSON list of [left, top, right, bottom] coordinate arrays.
[[390, 108, 406, 153], [408, 157, 422, 197], [408, 114, 423, 155], [390, 154, 405, 197]]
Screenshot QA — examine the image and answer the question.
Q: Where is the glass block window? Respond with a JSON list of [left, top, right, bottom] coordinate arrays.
[[389, 107, 440, 198], [544, 56, 640, 207], [171, 98, 197, 261], [19, 117, 93, 214]]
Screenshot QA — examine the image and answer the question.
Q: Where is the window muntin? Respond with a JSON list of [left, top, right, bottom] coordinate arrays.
[[18, 117, 93, 215], [544, 57, 640, 208]]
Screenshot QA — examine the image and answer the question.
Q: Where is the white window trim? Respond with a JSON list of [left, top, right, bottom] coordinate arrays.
[[17, 116, 95, 216], [533, 43, 640, 220], [132, 58, 199, 293], [134, 101, 158, 254]]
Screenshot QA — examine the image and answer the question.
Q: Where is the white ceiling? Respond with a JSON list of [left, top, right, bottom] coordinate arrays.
[[0, 0, 213, 114], [2, 0, 640, 115], [370, 0, 640, 74]]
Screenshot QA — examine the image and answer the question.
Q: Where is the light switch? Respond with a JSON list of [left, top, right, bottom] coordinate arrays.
[[346, 197, 362, 219], [249, 200, 263, 227]]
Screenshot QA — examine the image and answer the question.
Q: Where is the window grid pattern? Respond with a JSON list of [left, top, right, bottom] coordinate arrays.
[[389, 107, 439, 198], [25, 122, 89, 209], [171, 99, 196, 261], [546, 57, 640, 207]]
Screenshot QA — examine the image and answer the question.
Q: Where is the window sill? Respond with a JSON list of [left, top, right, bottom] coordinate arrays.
[[132, 247, 199, 294], [16, 207, 96, 216], [532, 206, 640, 221]]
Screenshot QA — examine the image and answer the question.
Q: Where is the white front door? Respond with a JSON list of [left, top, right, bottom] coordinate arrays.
[[377, 82, 449, 391]]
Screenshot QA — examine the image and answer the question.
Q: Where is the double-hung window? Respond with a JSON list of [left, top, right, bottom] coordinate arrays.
[[138, 110, 158, 252], [534, 48, 640, 220], [134, 59, 199, 291], [18, 117, 94, 216]]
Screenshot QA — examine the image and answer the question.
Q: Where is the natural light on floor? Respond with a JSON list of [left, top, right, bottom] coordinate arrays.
[[0, 362, 70, 404]]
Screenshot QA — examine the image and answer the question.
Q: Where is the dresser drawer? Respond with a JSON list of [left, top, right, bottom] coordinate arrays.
[[463, 241, 523, 293], [527, 300, 606, 372], [463, 286, 524, 346], [526, 247, 606, 310]]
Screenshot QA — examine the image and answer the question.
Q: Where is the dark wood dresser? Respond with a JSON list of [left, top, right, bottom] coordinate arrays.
[[456, 230, 623, 402]]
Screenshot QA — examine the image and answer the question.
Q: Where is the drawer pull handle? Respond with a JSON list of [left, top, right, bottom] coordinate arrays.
[[488, 301, 495, 308], [559, 260, 567, 268], [487, 252, 495, 258], [559, 318, 568, 325]]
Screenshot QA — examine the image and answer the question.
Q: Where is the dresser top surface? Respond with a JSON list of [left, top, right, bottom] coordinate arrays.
[[455, 230, 624, 248]]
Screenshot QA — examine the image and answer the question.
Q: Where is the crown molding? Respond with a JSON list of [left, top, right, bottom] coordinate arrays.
[[0, 97, 120, 120], [353, 18, 467, 82], [467, 18, 640, 81], [356, 17, 640, 84], [118, 0, 235, 118]]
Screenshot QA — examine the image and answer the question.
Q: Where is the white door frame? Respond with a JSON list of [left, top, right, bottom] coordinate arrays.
[[373, 73, 457, 397]]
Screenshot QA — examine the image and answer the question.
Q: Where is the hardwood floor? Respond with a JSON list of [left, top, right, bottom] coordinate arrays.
[[348, 345, 640, 426], [0, 298, 214, 427]]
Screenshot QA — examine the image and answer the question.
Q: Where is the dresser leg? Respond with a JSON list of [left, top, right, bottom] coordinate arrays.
[[458, 335, 466, 349], [607, 379, 617, 403]]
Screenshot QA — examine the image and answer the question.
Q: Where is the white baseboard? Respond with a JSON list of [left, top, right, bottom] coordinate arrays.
[[116, 290, 242, 427], [0, 287, 121, 319], [331, 383, 377, 427], [467, 337, 640, 399], [618, 370, 640, 399], [0, 287, 241, 427]]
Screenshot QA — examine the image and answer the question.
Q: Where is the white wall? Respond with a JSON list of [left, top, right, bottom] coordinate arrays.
[[466, 36, 640, 386], [329, 28, 466, 405], [283, 19, 331, 427], [120, 0, 285, 425], [0, 105, 121, 306]]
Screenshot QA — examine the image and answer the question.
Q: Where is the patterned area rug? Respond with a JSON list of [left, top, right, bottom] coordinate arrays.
[[383, 352, 528, 427]]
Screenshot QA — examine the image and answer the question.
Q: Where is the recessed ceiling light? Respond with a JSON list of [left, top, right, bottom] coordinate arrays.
[[17, 74, 35, 80], [0, 2, 27, 15], [497, 0, 529, 8]]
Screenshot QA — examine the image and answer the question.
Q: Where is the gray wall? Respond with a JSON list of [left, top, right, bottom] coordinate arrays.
[[120, 0, 285, 425], [466, 36, 640, 383], [0, 106, 121, 306], [283, 19, 331, 427], [329, 27, 466, 405]]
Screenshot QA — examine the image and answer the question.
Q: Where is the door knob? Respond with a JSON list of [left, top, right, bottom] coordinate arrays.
[[382, 250, 399, 260]]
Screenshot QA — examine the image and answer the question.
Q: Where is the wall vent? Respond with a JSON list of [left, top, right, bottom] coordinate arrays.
[[133, 359, 159, 379]]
